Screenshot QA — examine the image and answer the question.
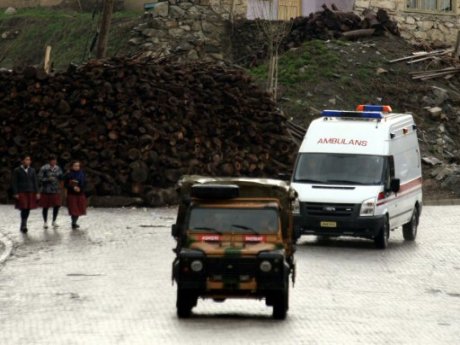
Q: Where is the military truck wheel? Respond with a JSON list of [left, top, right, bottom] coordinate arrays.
[[272, 287, 289, 320], [374, 216, 389, 250], [176, 289, 197, 318], [402, 207, 418, 241]]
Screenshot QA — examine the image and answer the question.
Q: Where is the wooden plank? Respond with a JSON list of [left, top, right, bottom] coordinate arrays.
[[44, 45, 52, 74]]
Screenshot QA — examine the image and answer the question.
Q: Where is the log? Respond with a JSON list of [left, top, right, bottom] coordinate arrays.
[[342, 28, 376, 40]]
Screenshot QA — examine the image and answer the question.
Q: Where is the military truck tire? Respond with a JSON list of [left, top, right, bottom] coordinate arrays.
[[374, 216, 389, 250], [176, 289, 197, 318], [402, 207, 418, 241], [272, 287, 289, 320]]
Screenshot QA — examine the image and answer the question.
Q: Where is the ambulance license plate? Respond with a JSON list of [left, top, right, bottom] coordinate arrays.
[[320, 221, 337, 228]]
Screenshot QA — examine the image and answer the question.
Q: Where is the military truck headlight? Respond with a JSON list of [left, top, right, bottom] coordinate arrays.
[[360, 197, 376, 217], [260, 260, 272, 273], [190, 260, 203, 272]]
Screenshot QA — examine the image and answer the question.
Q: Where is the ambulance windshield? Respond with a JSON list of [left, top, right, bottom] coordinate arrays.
[[294, 153, 385, 186]]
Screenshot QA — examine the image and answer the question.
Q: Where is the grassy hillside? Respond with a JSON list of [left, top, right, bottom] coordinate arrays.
[[0, 8, 139, 70]]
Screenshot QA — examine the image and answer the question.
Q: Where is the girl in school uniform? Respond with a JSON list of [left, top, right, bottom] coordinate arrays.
[[64, 161, 87, 229], [38, 154, 63, 229], [11, 154, 40, 233]]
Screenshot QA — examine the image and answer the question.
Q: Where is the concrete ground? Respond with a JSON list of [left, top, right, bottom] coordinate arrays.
[[0, 205, 459, 345]]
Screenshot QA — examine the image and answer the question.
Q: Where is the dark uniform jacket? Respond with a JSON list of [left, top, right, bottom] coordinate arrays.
[[38, 164, 63, 194], [11, 166, 39, 195], [64, 170, 86, 195]]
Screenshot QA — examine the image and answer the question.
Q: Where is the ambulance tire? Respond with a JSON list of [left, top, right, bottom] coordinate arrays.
[[177, 288, 197, 318], [403, 207, 418, 241], [273, 284, 289, 320], [374, 216, 389, 250]]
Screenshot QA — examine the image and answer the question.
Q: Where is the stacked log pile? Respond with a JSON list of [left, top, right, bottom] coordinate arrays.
[[287, 5, 400, 45], [0, 58, 299, 205], [233, 5, 400, 67]]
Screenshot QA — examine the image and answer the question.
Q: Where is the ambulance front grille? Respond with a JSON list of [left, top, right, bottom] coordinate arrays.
[[301, 202, 357, 217]]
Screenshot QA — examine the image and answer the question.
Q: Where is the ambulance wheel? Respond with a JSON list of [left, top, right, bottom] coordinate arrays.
[[403, 207, 418, 241], [374, 216, 389, 250], [176, 288, 197, 318], [272, 286, 289, 320]]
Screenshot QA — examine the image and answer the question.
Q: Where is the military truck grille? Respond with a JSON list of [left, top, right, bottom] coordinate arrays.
[[206, 258, 257, 277], [301, 202, 358, 217]]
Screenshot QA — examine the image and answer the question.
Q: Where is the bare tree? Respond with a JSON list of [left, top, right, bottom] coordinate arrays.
[[253, 0, 292, 101], [96, 0, 115, 59]]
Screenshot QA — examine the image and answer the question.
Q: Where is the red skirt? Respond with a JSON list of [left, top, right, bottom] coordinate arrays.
[[15, 192, 38, 210], [40, 193, 62, 208], [67, 194, 87, 216]]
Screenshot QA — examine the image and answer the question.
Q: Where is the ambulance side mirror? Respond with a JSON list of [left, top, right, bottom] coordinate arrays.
[[390, 178, 400, 193]]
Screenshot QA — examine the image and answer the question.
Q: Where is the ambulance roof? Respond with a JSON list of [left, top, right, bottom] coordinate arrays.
[[299, 108, 415, 156]]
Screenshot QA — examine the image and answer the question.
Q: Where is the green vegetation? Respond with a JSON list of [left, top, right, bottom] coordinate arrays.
[[0, 8, 139, 69], [249, 39, 394, 124], [251, 40, 341, 85]]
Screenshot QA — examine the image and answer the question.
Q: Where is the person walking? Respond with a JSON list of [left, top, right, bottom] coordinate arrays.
[[38, 154, 63, 229], [11, 154, 40, 233], [64, 161, 87, 229]]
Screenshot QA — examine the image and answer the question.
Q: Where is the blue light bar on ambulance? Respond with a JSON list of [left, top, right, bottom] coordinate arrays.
[[321, 110, 384, 119]]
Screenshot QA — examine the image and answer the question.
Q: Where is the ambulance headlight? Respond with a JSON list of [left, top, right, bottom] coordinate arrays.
[[360, 197, 376, 217], [292, 198, 300, 214], [190, 260, 204, 272]]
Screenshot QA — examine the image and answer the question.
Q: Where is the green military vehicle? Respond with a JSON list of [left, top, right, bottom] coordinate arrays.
[[171, 176, 297, 319]]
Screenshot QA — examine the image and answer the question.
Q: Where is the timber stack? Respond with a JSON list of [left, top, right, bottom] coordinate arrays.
[[0, 57, 299, 206], [287, 5, 399, 48], [233, 5, 400, 67]]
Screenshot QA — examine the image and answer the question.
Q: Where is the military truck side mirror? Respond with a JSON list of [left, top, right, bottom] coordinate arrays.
[[390, 178, 400, 193], [171, 224, 179, 237], [277, 173, 291, 181]]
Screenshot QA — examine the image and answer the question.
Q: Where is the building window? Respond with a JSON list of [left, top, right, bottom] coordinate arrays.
[[407, 0, 455, 12]]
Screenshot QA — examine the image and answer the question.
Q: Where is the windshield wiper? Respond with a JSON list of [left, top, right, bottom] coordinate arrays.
[[231, 224, 260, 235], [325, 179, 366, 185], [192, 227, 222, 234]]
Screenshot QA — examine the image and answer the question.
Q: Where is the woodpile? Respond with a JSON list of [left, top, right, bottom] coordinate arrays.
[[233, 5, 400, 67], [0, 57, 300, 206], [389, 46, 460, 81], [286, 5, 399, 48]]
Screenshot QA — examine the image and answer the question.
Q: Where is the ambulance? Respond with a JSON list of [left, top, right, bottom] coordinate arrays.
[[291, 105, 423, 249]]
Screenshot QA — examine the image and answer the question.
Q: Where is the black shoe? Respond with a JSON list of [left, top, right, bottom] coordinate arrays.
[[20, 227, 28, 234], [72, 224, 80, 230]]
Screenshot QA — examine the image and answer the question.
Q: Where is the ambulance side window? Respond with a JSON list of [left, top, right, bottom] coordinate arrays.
[[384, 156, 395, 191]]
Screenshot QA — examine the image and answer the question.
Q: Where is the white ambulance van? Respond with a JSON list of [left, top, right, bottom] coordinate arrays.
[[291, 105, 423, 249]]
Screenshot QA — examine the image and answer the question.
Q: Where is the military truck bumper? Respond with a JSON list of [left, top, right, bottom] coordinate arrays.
[[173, 250, 289, 296]]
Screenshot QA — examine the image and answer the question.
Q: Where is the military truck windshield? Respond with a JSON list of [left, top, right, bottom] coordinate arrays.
[[188, 208, 279, 234], [294, 153, 385, 186]]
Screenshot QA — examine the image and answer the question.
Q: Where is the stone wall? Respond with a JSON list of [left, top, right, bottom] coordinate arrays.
[[129, 0, 232, 62], [125, 0, 246, 16], [354, 0, 460, 45]]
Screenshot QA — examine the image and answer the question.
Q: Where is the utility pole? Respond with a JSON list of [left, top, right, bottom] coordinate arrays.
[[96, 0, 115, 59]]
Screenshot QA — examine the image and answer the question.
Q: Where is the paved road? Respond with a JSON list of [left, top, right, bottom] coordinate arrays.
[[0, 205, 459, 345]]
